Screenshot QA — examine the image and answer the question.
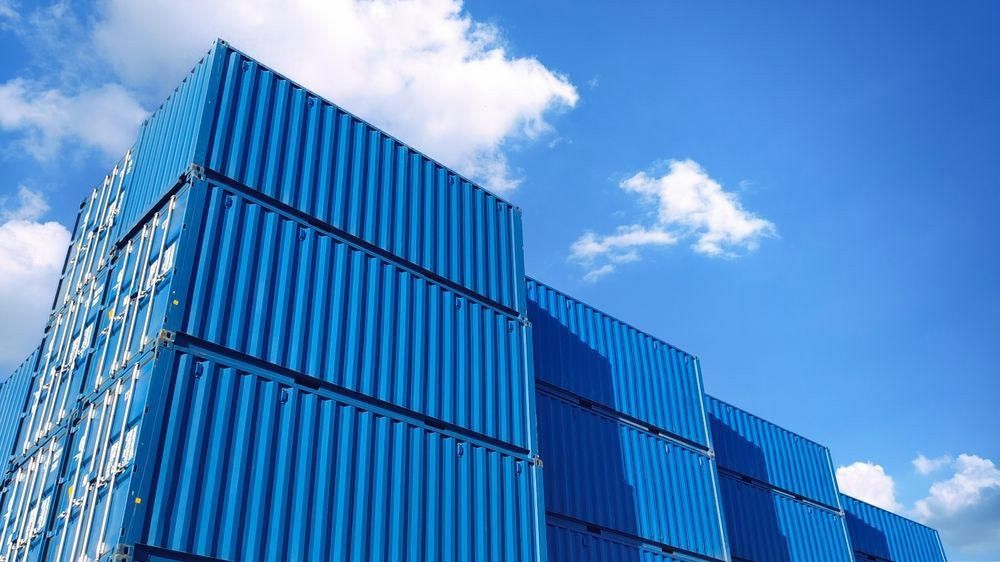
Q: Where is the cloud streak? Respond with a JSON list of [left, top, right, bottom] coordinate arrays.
[[570, 159, 776, 280]]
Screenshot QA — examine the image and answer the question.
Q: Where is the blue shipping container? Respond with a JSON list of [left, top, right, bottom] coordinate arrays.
[[536, 391, 729, 561], [842, 494, 947, 562], [0, 349, 38, 474], [0, 38, 545, 562], [706, 395, 841, 509], [118, 40, 526, 314], [718, 474, 853, 562], [527, 278, 710, 448]]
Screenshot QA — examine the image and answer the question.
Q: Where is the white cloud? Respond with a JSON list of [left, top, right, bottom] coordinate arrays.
[[839, 454, 1000, 558], [0, 187, 71, 372], [82, 0, 578, 191], [914, 453, 952, 475], [0, 78, 147, 160], [914, 454, 1000, 520], [569, 159, 776, 279], [837, 461, 903, 512]]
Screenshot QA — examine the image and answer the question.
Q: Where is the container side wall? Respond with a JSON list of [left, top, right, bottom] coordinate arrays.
[[134, 349, 546, 562], [527, 278, 709, 448], [718, 475, 854, 562], [536, 392, 728, 561], [178, 180, 531, 449], [546, 522, 691, 562], [115, 46, 219, 240], [705, 395, 841, 509], [842, 494, 947, 562], [202, 47, 524, 312]]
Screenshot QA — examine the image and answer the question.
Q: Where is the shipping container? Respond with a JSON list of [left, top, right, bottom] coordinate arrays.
[[527, 278, 710, 448], [0, 350, 38, 475], [536, 391, 729, 561], [717, 474, 853, 562], [0, 38, 546, 562], [842, 494, 947, 562], [178, 178, 534, 448], [117, 40, 526, 313], [705, 396, 840, 509]]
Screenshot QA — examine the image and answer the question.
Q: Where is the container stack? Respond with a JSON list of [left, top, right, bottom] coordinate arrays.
[[705, 395, 855, 562], [842, 494, 948, 562], [526, 278, 731, 562], [0, 40, 546, 562], [0, 37, 950, 562]]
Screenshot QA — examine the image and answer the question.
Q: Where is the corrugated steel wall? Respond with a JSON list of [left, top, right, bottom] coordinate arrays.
[[536, 391, 728, 561], [705, 395, 840, 509], [527, 278, 709, 449], [718, 475, 853, 562], [180, 180, 532, 448], [203, 48, 526, 313], [547, 521, 692, 562], [842, 494, 947, 562], [130, 349, 544, 562]]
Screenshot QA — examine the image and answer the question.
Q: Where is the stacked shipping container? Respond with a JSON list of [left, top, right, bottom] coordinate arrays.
[[842, 494, 947, 562], [0, 40, 546, 562], [526, 278, 730, 562], [705, 396, 854, 562], [0, 38, 949, 562]]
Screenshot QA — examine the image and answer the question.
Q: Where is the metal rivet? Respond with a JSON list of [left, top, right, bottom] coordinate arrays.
[[515, 462, 522, 476], [449, 177, 455, 185], [280, 389, 289, 404], [457, 443, 464, 458], [298, 230, 307, 241], [224, 196, 233, 209], [507, 322, 514, 333], [193, 364, 204, 378], [455, 299, 462, 309]]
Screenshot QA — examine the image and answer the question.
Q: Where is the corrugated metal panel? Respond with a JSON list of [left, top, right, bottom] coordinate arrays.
[[179, 180, 532, 448], [115, 46, 217, 240], [131, 349, 546, 562], [842, 494, 947, 562], [202, 45, 525, 313], [705, 395, 840, 509], [547, 521, 691, 562], [0, 349, 38, 474], [536, 391, 728, 561], [718, 474, 853, 562], [527, 278, 709, 448]]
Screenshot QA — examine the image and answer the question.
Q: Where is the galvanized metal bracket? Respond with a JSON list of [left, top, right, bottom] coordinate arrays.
[[156, 330, 176, 349]]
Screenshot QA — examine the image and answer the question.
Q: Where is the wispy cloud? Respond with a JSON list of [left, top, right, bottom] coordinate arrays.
[[0, 187, 71, 372], [0, 78, 147, 160], [914, 453, 953, 476], [4, 0, 578, 192], [569, 159, 776, 280]]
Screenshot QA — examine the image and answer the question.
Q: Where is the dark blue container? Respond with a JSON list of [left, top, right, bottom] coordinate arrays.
[[718, 474, 853, 562], [706, 395, 841, 509], [842, 494, 948, 562]]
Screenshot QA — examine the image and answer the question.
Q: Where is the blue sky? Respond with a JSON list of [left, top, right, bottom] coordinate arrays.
[[0, 1, 997, 559]]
